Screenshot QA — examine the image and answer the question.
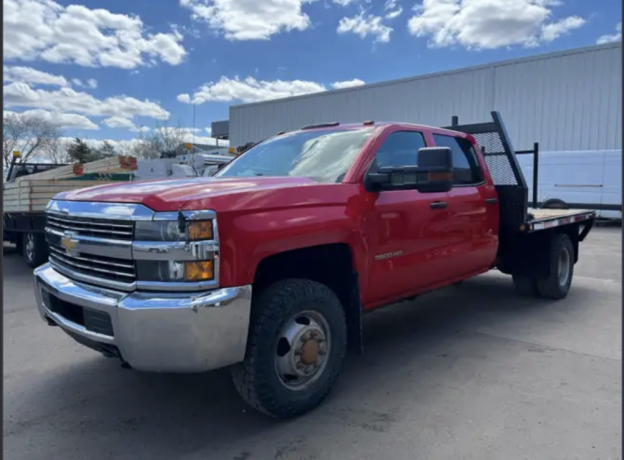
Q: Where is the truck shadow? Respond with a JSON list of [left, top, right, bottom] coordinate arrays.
[[9, 272, 592, 459]]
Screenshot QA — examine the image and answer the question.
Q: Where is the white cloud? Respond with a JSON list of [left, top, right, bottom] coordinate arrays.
[[103, 116, 136, 129], [4, 82, 170, 120], [4, 0, 186, 69], [87, 78, 98, 89], [182, 134, 227, 146], [331, 79, 366, 89], [179, 0, 313, 40], [384, 0, 397, 9], [3, 65, 69, 87], [333, 0, 358, 6], [337, 13, 393, 43], [540, 16, 585, 42], [130, 125, 151, 134], [384, 0, 403, 19], [407, 0, 586, 49], [385, 7, 403, 19], [5, 108, 99, 130], [178, 76, 366, 104], [597, 22, 622, 45]]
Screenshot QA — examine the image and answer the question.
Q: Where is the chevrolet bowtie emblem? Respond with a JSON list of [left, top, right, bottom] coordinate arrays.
[[61, 232, 79, 256]]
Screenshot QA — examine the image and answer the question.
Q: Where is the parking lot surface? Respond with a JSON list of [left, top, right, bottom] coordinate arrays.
[[3, 227, 621, 460]]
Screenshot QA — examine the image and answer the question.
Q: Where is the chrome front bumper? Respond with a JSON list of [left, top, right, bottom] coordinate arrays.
[[34, 263, 252, 373]]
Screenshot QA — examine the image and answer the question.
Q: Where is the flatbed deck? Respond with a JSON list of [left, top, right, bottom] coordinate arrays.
[[526, 208, 595, 232]]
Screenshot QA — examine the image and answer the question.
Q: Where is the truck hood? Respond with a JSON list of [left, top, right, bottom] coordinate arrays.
[[54, 176, 329, 212]]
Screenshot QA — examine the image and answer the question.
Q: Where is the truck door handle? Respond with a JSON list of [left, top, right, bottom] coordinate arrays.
[[485, 198, 498, 205], [430, 201, 448, 209]]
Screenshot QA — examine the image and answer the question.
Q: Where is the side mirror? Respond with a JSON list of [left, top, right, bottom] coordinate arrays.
[[365, 146, 454, 193]]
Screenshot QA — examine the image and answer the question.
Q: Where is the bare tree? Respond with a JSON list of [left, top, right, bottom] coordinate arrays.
[[130, 119, 191, 159], [3, 113, 63, 165], [44, 138, 72, 164], [129, 128, 159, 159], [97, 140, 117, 158]]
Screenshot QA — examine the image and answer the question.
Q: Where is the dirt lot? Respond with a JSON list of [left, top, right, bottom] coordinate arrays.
[[3, 226, 621, 460]]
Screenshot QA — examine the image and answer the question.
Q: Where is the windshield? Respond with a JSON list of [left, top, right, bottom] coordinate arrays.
[[215, 127, 375, 183]]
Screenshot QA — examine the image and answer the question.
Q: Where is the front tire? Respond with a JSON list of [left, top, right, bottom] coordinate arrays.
[[535, 234, 575, 300], [23, 232, 48, 268], [231, 279, 347, 419]]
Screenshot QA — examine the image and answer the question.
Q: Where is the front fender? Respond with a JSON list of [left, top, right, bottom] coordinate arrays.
[[217, 205, 369, 287]]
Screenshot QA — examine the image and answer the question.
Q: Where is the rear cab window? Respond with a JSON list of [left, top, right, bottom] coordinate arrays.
[[432, 134, 484, 185]]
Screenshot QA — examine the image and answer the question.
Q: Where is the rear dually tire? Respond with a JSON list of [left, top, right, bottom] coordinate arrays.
[[535, 233, 575, 300]]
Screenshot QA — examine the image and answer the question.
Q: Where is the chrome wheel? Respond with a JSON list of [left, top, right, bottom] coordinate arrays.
[[25, 233, 35, 262], [558, 246, 571, 286], [274, 310, 331, 391]]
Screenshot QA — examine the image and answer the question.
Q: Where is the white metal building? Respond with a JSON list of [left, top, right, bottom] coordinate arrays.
[[229, 43, 622, 152]]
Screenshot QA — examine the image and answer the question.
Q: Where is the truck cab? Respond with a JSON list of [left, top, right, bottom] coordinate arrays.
[[32, 112, 595, 419]]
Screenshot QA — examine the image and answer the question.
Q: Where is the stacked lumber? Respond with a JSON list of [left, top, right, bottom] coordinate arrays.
[[14, 156, 138, 183], [3, 180, 118, 213], [4, 156, 138, 213]]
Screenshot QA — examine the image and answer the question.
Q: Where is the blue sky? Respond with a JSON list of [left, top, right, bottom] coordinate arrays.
[[3, 0, 622, 148]]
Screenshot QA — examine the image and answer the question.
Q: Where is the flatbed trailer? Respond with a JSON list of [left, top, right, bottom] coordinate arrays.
[[3, 157, 137, 267]]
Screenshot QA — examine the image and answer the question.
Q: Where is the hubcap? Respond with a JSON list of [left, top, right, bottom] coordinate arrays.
[[25, 234, 35, 261], [274, 310, 331, 391], [558, 247, 570, 286]]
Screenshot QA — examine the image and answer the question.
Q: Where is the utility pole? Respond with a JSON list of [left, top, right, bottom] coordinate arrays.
[[192, 100, 196, 148]]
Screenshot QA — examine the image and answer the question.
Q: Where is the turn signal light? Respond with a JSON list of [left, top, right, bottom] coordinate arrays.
[[187, 221, 214, 240], [185, 260, 214, 281]]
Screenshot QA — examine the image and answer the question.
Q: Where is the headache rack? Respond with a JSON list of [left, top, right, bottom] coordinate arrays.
[[445, 111, 536, 233]]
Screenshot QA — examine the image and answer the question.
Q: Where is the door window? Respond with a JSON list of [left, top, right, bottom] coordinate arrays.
[[432, 134, 484, 185], [375, 131, 426, 167]]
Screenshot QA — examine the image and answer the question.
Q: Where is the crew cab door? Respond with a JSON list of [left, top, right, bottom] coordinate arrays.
[[432, 133, 499, 277], [363, 130, 452, 306]]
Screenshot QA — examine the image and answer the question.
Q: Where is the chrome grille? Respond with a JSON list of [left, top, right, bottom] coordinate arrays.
[[46, 212, 134, 240], [48, 245, 136, 284]]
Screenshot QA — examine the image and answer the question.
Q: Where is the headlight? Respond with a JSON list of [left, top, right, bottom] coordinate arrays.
[[134, 211, 218, 287], [135, 221, 183, 241], [135, 215, 215, 242], [136, 260, 214, 282]]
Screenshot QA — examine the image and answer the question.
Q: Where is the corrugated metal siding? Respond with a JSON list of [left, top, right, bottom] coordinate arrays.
[[230, 43, 621, 152]]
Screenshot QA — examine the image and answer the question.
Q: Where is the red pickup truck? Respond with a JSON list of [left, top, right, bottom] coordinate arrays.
[[33, 112, 595, 418]]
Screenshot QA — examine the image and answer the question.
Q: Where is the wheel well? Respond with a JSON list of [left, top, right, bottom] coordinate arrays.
[[253, 243, 363, 354], [542, 199, 569, 210]]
